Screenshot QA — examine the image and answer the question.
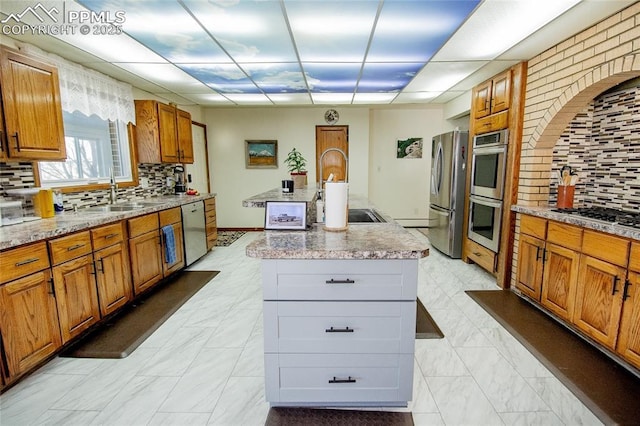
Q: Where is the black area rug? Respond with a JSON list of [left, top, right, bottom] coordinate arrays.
[[265, 407, 413, 426], [216, 231, 247, 247], [467, 289, 640, 426], [61, 270, 219, 359], [416, 298, 444, 339]]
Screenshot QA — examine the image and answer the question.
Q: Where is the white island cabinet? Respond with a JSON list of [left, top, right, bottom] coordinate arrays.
[[246, 212, 429, 407]]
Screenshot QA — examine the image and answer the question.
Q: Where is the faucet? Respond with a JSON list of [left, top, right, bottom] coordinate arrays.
[[109, 168, 118, 204], [318, 148, 349, 197]]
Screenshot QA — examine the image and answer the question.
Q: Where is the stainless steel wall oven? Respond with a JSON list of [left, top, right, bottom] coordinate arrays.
[[468, 194, 502, 252]]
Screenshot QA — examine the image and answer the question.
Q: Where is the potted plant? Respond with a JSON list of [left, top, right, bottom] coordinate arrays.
[[284, 147, 308, 189]]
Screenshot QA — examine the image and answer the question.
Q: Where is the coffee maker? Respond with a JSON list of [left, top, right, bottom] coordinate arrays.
[[174, 165, 186, 195]]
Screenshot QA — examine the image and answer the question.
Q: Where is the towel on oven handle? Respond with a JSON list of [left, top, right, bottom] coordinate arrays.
[[161, 225, 177, 264]]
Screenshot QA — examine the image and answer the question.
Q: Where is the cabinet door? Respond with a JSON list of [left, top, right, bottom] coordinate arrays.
[[0, 47, 66, 160], [617, 271, 640, 369], [490, 70, 511, 114], [157, 103, 179, 163], [516, 234, 545, 300], [52, 254, 101, 343], [94, 241, 132, 317], [574, 255, 626, 349], [129, 230, 163, 295], [0, 105, 7, 161], [161, 222, 185, 276], [0, 270, 61, 379], [473, 79, 492, 118], [176, 109, 194, 163], [541, 243, 580, 321]]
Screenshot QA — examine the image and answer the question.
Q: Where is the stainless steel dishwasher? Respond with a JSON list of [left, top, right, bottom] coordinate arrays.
[[181, 201, 208, 266]]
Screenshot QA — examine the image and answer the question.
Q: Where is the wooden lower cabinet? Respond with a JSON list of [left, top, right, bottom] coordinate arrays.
[[129, 229, 163, 295], [205, 197, 217, 250], [0, 269, 61, 380], [159, 207, 185, 276], [540, 243, 580, 321], [94, 241, 132, 317], [617, 271, 640, 369], [573, 254, 626, 350], [516, 234, 545, 300]]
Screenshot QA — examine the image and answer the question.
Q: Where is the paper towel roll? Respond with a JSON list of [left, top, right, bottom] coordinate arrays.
[[324, 182, 348, 230]]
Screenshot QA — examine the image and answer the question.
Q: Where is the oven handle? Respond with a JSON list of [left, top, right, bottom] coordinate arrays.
[[472, 145, 507, 155], [469, 194, 503, 208]]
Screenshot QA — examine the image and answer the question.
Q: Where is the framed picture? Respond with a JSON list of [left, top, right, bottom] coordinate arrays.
[[246, 140, 278, 168], [264, 201, 307, 230], [397, 137, 423, 159]]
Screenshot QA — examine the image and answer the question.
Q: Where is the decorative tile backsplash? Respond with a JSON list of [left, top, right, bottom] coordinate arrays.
[[551, 84, 640, 211], [0, 162, 176, 214]]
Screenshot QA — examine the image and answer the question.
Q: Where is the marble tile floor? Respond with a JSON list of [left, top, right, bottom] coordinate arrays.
[[0, 230, 603, 426]]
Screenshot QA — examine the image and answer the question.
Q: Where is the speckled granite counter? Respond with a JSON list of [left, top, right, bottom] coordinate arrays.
[[512, 205, 640, 241], [0, 194, 216, 251], [242, 187, 318, 207]]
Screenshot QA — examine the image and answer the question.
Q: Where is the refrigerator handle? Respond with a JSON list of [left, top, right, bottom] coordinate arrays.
[[435, 143, 443, 194]]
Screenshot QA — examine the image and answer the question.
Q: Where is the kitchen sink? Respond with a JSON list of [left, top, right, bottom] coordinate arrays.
[[347, 208, 386, 223], [84, 204, 143, 212]]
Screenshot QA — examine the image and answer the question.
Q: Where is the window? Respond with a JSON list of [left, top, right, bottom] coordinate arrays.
[[39, 111, 132, 187]]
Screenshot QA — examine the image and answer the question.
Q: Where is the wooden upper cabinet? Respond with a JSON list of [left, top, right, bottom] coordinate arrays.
[[472, 69, 511, 119], [0, 104, 7, 161], [0, 47, 66, 160], [134, 100, 193, 164]]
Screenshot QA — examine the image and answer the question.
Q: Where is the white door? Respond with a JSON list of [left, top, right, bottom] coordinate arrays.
[[185, 122, 210, 193]]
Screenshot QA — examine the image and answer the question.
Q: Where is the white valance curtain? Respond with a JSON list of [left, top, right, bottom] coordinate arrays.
[[17, 43, 135, 124]]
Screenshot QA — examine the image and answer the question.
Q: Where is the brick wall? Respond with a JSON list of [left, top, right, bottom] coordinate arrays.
[[512, 2, 640, 285]]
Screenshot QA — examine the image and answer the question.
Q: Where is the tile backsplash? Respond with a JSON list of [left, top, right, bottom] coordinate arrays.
[[551, 83, 640, 211], [0, 162, 176, 213]]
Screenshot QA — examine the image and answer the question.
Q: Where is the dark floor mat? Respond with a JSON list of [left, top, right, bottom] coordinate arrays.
[[265, 407, 413, 426], [61, 270, 219, 359], [467, 289, 640, 426], [416, 298, 444, 339]]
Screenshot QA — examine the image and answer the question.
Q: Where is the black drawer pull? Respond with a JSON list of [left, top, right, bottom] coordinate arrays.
[[325, 326, 354, 333], [15, 257, 39, 267], [67, 243, 85, 251], [325, 278, 355, 284], [329, 376, 356, 384], [612, 276, 620, 295], [622, 280, 632, 301]]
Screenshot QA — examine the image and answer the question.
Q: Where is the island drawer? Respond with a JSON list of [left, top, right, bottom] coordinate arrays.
[[263, 301, 415, 354], [262, 259, 418, 301], [265, 353, 413, 404]]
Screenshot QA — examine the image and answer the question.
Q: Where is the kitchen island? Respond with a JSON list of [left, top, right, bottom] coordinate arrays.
[[246, 194, 428, 407]]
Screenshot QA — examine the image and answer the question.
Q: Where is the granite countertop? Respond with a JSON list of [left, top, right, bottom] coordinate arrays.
[[0, 194, 216, 251], [512, 205, 640, 241], [242, 186, 318, 207], [245, 191, 429, 260]]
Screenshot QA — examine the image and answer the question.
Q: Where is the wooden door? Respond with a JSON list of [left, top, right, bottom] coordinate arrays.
[[617, 271, 640, 369], [158, 102, 179, 163], [52, 255, 100, 343], [490, 70, 511, 114], [177, 109, 194, 163], [0, 47, 66, 160], [185, 122, 210, 194], [0, 107, 7, 160], [316, 125, 348, 185], [574, 255, 626, 349], [515, 235, 544, 300], [541, 243, 579, 321], [473, 80, 492, 118], [0, 270, 61, 379], [162, 223, 185, 276], [94, 241, 132, 317], [129, 230, 163, 295]]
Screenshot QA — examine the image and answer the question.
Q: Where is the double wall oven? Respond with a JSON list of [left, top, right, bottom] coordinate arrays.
[[468, 129, 508, 252]]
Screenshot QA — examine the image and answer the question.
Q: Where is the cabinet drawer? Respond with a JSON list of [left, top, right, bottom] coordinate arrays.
[[262, 259, 417, 301], [264, 301, 415, 354], [520, 214, 547, 240], [0, 242, 50, 284], [49, 231, 92, 265], [630, 243, 640, 273], [265, 353, 413, 404], [547, 221, 582, 251], [128, 213, 159, 238], [582, 230, 629, 267], [205, 209, 216, 223], [204, 197, 216, 211], [466, 239, 496, 273], [91, 222, 125, 250], [159, 207, 181, 227]]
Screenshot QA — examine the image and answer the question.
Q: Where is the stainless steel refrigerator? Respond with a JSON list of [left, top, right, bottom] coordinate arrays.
[[428, 130, 468, 258]]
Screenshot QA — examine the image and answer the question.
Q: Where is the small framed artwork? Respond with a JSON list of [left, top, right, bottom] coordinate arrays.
[[246, 140, 278, 168], [265, 201, 307, 230], [397, 137, 423, 159]]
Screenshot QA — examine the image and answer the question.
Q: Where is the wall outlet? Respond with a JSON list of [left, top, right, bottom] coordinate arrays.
[[140, 177, 149, 188]]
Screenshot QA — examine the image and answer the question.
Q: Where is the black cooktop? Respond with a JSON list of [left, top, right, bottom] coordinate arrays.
[[552, 206, 640, 228]]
